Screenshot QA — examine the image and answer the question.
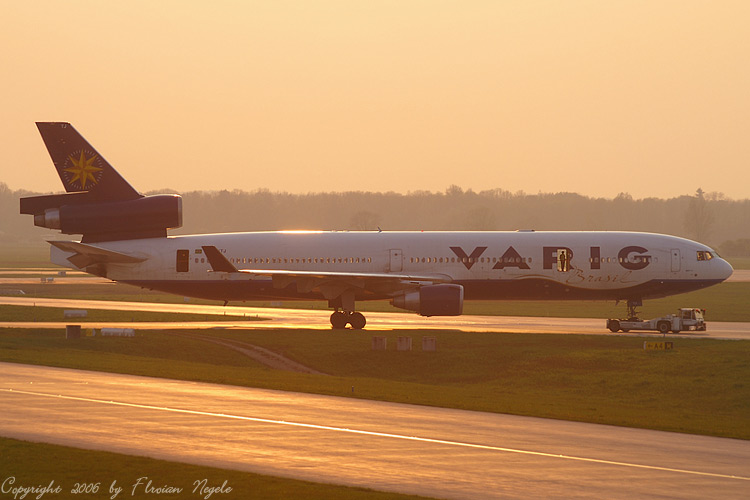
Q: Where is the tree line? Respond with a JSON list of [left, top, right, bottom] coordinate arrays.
[[3, 182, 749, 256]]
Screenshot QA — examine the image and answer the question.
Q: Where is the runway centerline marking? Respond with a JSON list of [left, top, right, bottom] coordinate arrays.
[[3, 388, 748, 482]]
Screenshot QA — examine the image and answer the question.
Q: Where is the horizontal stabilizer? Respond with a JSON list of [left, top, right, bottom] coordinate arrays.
[[50, 240, 146, 268]]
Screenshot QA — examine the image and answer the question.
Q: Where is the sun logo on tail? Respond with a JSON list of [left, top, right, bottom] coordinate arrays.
[[63, 150, 103, 190]]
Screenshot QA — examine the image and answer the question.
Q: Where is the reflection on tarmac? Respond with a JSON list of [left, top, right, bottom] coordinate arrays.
[[2, 362, 749, 499], [1, 296, 749, 339]]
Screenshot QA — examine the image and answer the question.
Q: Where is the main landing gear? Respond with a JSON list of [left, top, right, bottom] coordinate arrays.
[[328, 292, 366, 330], [330, 310, 367, 330]]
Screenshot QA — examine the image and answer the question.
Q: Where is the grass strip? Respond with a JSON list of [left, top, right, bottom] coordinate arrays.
[[0, 305, 254, 323], [0, 436, 428, 500]]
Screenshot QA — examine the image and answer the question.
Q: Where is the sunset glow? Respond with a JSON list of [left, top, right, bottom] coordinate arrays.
[[2, 1, 748, 199]]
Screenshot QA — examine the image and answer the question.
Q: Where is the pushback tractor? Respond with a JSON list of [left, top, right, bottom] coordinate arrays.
[[606, 308, 707, 334]]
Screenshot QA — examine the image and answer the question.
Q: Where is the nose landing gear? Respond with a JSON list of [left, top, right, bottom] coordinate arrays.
[[626, 299, 642, 321]]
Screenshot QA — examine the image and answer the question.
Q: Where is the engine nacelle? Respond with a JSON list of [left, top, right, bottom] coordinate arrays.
[[32, 194, 182, 241], [392, 284, 464, 316]]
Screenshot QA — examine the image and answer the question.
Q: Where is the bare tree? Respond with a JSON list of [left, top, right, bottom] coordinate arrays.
[[684, 188, 714, 243], [349, 210, 381, 231]]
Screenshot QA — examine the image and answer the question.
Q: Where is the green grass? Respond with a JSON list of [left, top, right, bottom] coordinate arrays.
[[1, 328, 748, 440], [0, 436, 426, 500], [0, 305, 251, 323], [3, 281, 223, 305]]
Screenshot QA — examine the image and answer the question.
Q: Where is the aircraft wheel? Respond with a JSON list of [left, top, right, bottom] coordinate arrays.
[[349, 312, 366, 330], [330, 311, 348, 329]]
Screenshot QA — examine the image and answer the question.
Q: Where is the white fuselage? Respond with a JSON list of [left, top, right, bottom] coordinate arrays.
[[52, 230, 733, 305]]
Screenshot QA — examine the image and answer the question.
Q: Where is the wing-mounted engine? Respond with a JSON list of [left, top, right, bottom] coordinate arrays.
[[392, 284, 464, 316], [21, 193, 182, 243]]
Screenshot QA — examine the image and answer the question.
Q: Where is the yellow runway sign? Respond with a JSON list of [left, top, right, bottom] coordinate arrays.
[[643, 341, 674, 350]]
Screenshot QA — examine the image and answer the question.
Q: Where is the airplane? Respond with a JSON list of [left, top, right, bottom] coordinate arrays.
[[20, 122, 734, 329]]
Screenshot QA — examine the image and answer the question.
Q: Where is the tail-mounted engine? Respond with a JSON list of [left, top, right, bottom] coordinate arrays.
[[392, 284, 464, 316], [22, 122, 182, 243], [21, 193, 182, 243]]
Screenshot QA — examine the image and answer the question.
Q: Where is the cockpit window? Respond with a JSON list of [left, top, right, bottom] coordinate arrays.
[[696, 251, 714, 261]]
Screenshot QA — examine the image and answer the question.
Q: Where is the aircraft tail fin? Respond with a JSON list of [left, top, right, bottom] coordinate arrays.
[[21, 122, 182, 242], [35, 122, 140, 200]]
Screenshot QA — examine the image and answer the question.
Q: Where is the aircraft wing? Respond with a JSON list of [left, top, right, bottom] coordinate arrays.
[[50, 240, 147, 268], [201, 245, 450, 298]]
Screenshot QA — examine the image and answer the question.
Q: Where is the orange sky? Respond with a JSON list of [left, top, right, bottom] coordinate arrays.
[[2, 1, 749, 199]]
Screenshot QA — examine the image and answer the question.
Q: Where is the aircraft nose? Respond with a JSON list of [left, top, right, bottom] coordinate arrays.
[[715, 258, 734, 281]]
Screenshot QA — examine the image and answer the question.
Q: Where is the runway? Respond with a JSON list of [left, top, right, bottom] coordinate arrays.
[[1, 296, 749, 339], [1, 362, 748, 499]]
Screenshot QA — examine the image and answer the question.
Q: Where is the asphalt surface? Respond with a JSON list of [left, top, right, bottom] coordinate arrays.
[[2, 362, 748, 499]]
